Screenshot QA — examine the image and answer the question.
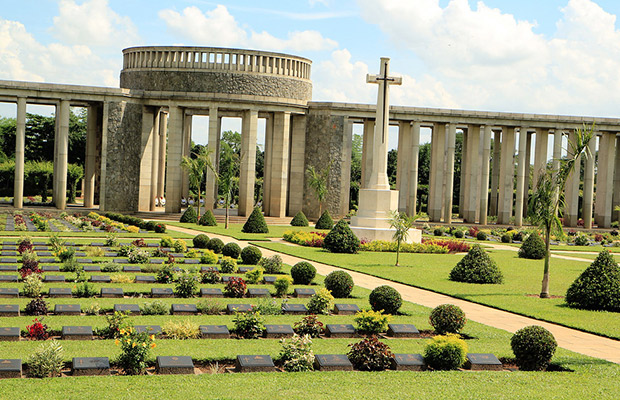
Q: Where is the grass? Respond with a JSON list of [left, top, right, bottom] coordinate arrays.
[[166, 222, 327, 241]]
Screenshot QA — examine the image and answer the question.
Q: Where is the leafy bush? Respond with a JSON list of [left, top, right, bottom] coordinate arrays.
[[160, 236, 175, 248], [322, 219, 360, 254], [240, 246, 262, 265], [219, 256, 238, 273], [449, 245, 504, 284], [423, 334, 468, 370], [26, 318, 50, 340], [279, 334, 315, 372], [293, 315, 324, 338], [253, 298, 283, 315], [511, 325, 557, 371], [27, 340, 64, 378], [574, 234, 590, 246], [62, 257, 80, 273], [242, 207, 269, 233], [156, 263, 176, 284], [101, 311, 132, 339], [518, 234, 546, 259], [25, 298, 48, 316], [179, 205, 198, 223], [200, 249, 218, 265], [290, 211, 309, 227], [116, 327, 156, 375], [163, 319, 200, 339], [206, 238, 224, 253], [433, 227, 444, 236], [192, 234, 210, 249], [369, 285, 402, 314], [274, 276, 293, 297], [245, 267, 264, 284], [282, 230, 326, 247], [315, 210, 334, 230], [354, 309, 391, 335], [197, 299, 224, 315], [199, 209, 217, 226], [565, 250, 620, 312], [175, 271, 199, 298], [429, 304, 467, 334], [224, 276, 247, 298], [85, 303, 101, 316], [128, 247, 150, 264], [476, 231, 487, 241], [74, 282, 97, 298], [454, 230, 464, 239], [324, 270, 354, 298], [347, 336, 394, 371], [307, 288, 334, 315], [23, 273, 43, 298], [117, 245, 133, 257], [290, 261, 316, 285], [501, 233, 512, 243], [101, 261, 121, 273], [259, 255, 283, 274], [173, 239, 187, 253], [141, 300, 169, 316], [201, 267, 221, 284], [233, 310, 265, 339], [222, 242, 242, 259]]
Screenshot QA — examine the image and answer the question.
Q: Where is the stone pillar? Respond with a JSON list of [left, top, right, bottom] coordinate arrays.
[[522, 131, 532, 217], [479, 126, 492, 225], [397, 121, 412, 212], [138, 107, 155, 212], [98, 102, 109, 211], [552, 128, 562, 206], [459, 129, 468, 218], [149, 109, 161, 211], [613, 136, 620, 223], [490, 130, 501, 216], [262, 114, 273, 215], [54, 100, 70, 210], [287, 114, 307, 216], [205, 107, 219, 209], [514, 127, 528, 227], [156, 112, 167, 199], [595, 132, 615, 228], [408, 121, 421, 216], [564, 130, 580, 227], [464, 125, 480, 222], [497, 127, 515, 225], [532, 129, 549, 190], [83, 104, 99, 208], [238, 109, 258, 217], [181, 114, 192, 200], [582, 135, 596, 229], [361, 119, 375, 189], [443, 123, 457, 223], [269, 111, 290, 217], [428, 123, 446, 221], [13, 97, 26, 209], [164, 105, 184, 213]]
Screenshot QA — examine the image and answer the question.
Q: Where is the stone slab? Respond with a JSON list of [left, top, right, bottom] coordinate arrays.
[[38, 258, 57, 263], [201, 266, 220, 272], [135, 325, 162, 335], [171, 304, 198, 315], [227, 304, 252, 314], [293, 288, 316, 298], [72, 357, 110, 376], [281, 303, 308, 315], [156, 356, 195, 375], [114, 258, 129, 263], [0, 265, 17, 271], [61, 326, 93, 340], [0, 304, 20, 317], [123, 266, 141, 272], [77, 258, 93, 264], [0, 327, 20, 341], [49, 287, 73, 298], [55, 304, 81, 315], [114, 304, 141, 315], [333, 304, 361, 315], [200, 288, 223, 298], [314, 354, 353, 371], [238, 267, 252, 273], [137, 276, 157, 283], [183, 259, 199, 264], [235, 355, 275, 372], [44, 275, 65, 282], [263, 324, 294, 338], [0, 359, 21, 378], [90, 275, 111, 283], [325, 324, 356, 338], [0, 258, 17, 264], [151, 287, 173, 298], [263, 276, 277, 284], [199, 325, 230, 339], [464, 353, 503, 371], [41, 265, 60, 272], [387, 324, 420, 338], [247, 288, 270, 298], [0, 275, 18, 282], [391, 354, 425, 371], [0, 288, 19, 298], [83, 265, 101, 272], [100, 287, 124, 298]]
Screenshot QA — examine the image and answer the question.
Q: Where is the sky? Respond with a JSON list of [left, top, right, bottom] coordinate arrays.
[[2, 0, 620, 147]]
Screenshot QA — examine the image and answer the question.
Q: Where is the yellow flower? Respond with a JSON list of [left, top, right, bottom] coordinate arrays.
[[150, 343, 156, 348], [114, 339, 120, 346], [150, 335, 155, 340], [142, 343, 147, 347], [132, 342, 137, 347], [119, 329, 126, 335]]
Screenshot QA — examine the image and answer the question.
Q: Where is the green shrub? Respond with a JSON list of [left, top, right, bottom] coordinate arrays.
[[242, 207, 269, 233], [141, 300, 169, 315], [199, 209, 217, 226], [174, 271, 199, 298], [323, 219, 360, 254], [156, 264, 176, 284], [222, 242, 242, 259], [179, 205, 198, 223], [476, 231, 487, 241], [206, 238, 224, 253], [27, 340, 64, 378], [293, 315, 324, 338], [290, 211, 309, 227], [354, 309, 391, 334], [518, 234, 546, 259], [128, 247, 150, 264], [233, 310, 265, 339], [565, 250, 620, 312], [433, 227, 444, 236], [173, 240, 187, 253], [101, 261, 121, 273], [240, 246, 262, 265], [116, 327, 156, 375], [274, 276, 293, 297], [429, 304, 466, 334], [197, 299, 225, 315], [347, 336, 394, 371], [253, 298, 283, 315], [454, 230, 464, 239], [163, 319, 200, 339], [315, 210, 334, 230], [368, 285, 402, 314], [62, 257, 80, 272], [423, 334, 468, 370], [574, 234, 590, 246], [510, 325, 557, 371], [290, 261, 316, 285], [224, 277, 247, 298], [245, 267, 264, 284], [324, 270, 354, 298], [279, 334, 315, 372], [200, 250, 218, 265], [501, 233, 512, 243], [449, 245, 504, 284], [101, 311, 132, 339], [200, 267, 221, 284], [192, 234, 210, 249], [259, 255, 282, 274], [219, 256, 238, 274], [74, 282, 97, 298], [307, 288, 334, 315], [25, 298, 48, 316], [23, 274, 43, 298], [160, 236, 175, 248]]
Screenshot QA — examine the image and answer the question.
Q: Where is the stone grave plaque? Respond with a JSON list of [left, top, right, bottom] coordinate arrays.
[[314, 354, 353, 371], [100, 287, 124, 298], [333, 304, 361, 315], [55, 304, 81, 315], [104, 252, 117, 257], [0, 359, 22, 378], [263, 324, 294, 339], [77, 258, 93, 264], [183, 259, 199, 264], [0, 265, 18, 271], [391, 354, 425, 371], [37, 251, 53, 256], [235, 355, 275, 373], [32, 241, 45, 246], [146, 243, 159, 247], [151, 288, 173, 298], [49, 287, 73, 298], [237, 266, 252, 273], [199, 325, 230, 339], [247, 288, 271, 298], [150, 259, 165, 264], [90, 242, 104, 247], [387, 324, 420, 338], [171, 267, 182, 273], [3, 241, 16, 245], [33, 246, 48, 251], [170, 253, 185, 258], [325, 324, 356, 338], [61, 325, 93, 340], [38, 258, 57, 263], [114, 304, 141, 315], [0, 258, 17, 264], [72, 357, 110, 376], [0, 288, 19, 298], [90, 275, 111, 283], [135, 325, 162, 335], [42, 265, 60, 272], [0, 327, 20, 341], [156, 356, 195, 375], [200, 288, 223, 298], [0, 275, 18, 282], [136, 276, 157, 283], [123, 265, 141, 273], [465, 353, 503, 371], [171, 304, 198, 315], [0, 305, 20, 317], [83, 265, 101, 272], [0, 251, 16, 256], [263, 276, 277, 284], [227, 304, 252, 314], [293, 288, 316, 298], [201, 266, 219, 272], [221, 276, 232, 282], [281, 303, 308, 315], [74, 252, 87, 257], [114, 258, 129, 263]]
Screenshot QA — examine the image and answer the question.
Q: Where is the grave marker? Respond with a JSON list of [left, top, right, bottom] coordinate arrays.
[[0, 327, 20, 341], [0, 288, 19, 298], [387, 324, 420, 338], [151, 288, 173, 298], [464, 353, 503, 371], [55, 304, 81, 315], [263, 324, 294, 338], [325, 324, 356, 338], [171, 304, 198, 315], [281, 303, 308, 315], [199, 325, 230, 339], [61, 326, 93, 340], [227, 304, 252, 314], [49, 287, 73, 298], [72, 357, 110, 376], [89, 275, 111, 283], [0, 304, 20, 317], [0, 275, 18, 282], [247, 288, 270, 298], [123, 265, 141, 273], [391, 354, 425, 371], [114, 304, 141, 315], [156, 356, 195, 375], [293, 288, 316, 298], [235, 355, 275, 373], [333, 304, 361, 315], [0, 359, 21, 378], [100, 288, 124, 298], [135, 325, 162, 335], [199, 288, 223, 298], [137, 276, 157, 283], [314, 354, 353, 371]]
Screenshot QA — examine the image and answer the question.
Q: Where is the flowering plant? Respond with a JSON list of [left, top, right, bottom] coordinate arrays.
[[26, 318, 50, 340], [115, 327, 156, 375]]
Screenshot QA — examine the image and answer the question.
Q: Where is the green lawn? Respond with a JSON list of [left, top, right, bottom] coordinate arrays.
[[167, 221, 327, 240]]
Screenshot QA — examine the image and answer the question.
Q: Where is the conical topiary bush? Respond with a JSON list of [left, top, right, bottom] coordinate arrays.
[[518, 233, 546, 259], [199, 209, 217, 226], [290, 211, 309, 227], [315, 210, 334, 230], [323, 219, 360, 253], [242, 207, 269, 233], [565, 249, 620, 312], [179, 205, 198, 223], [449, 245, 503, 284]]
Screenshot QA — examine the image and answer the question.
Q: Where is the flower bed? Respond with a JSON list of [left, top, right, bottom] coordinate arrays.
[[283, 231, 327, 247]]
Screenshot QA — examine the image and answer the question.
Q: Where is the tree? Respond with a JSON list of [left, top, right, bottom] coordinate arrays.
[[66, 163, 84, 203], [180, 147, 216, 222], [349, 134, 362, 210], [389, 210, 416, 266], [306, 163, 330, 216], [528, 123, 593, 298], [218, 141, 240, 229]]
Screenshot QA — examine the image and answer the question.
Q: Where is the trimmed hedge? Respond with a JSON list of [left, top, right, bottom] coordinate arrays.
[[179, 206, 198, 223], [565, 250, 620, 312], [429, 304, 466, 334], [324, 270, 354, 298], [511, 325, 557, 371], [449, 245, 503, 284], [323, 219, 360, 254], [199, 209, 217, 226], [104, 212, 165, 233], [315, 210, 334, 230], [206, 238, 224, 253], [222, 242, 242, 259], [518, 234, 546, 259], [240, 246, 262, 265], [369, 285, 402, 315], [290, 211, 309, 227], [290, 261, 316, 285], [242, 207, 268, 233], [192, 234, 210, 249]]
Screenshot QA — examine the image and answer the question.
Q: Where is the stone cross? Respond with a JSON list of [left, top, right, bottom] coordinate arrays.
[[367, 57, 402, 190]]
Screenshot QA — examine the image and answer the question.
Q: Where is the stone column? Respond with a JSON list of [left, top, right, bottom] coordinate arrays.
[[262, 114, 273, 215], [156, 112, 167, 199], [515, 127, 528, 227], [149, 109, 161, 211], [238, 109, 258, 217], [443, 123, 457, 223], [564, 130, 580, 227], [613, 136, 620, 223], [181, 114, 192, 199], [428, 123, 446, 221], [54, 100, 70, 210], [205, 107, 219, 209], [98, 102, 109, 211], [361, 119, 375, 189], [269, 111, 290, 217], [490, 129, 501, 216], [532, 129, 549, 190], [138, 107, 155, 212], [498, 127, 515, 225], [582, 135, 596, 229], [464, 125, 480, 222], [13, 97, 26, 209], [459, 129, 468, 218], [479, 126, 492, 225], [287, 114, 307, 216], [595, 132, 616, 228], [83, 104, 99, 208], [408, 121, 421, 215], [164, 105, 184, 213], [552, 128, 562, 205], [522, 131, 532, 217], [397, 121, 412, 212]]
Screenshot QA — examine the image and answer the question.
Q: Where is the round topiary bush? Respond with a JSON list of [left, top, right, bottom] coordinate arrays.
[[512, 231, 525, 242], [434, 227, 444, 236], [454, 230, 464, 239], [476, 231, 487, 241], [192, 234, 210, 249], [565, 250, 620, 312], [510, 325, 557, 371], [222, 242, 242, 259], [501, 233, 512, 243], [423, 334, 468, 370], [290, 261, 316, 285], [369, 285, 402, 315], [179, 205, 198, 223], [240, 246, 262, 265], [518, 233, 546, 259], [315, 210, 334, 230], [290, 211, 309, 227], [219, 257, 238, 274], [242, 207, 268, 233], [206, 238, 224, 253], [324, 270, 354, 298], [574, 234, 590, 246], [449, 245, 504, 284], [429, 304, 466, 334], [198, 209, 217, 226], [322, 219, 360, 254]]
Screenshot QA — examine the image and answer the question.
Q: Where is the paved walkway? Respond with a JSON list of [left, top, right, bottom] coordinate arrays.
[[168, 225, 620, 364]]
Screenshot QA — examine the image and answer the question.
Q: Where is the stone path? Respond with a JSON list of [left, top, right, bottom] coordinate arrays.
[[167, 225, 620, 364]]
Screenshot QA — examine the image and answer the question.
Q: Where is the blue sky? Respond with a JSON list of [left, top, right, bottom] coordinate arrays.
[[2, 0, 620, 146]]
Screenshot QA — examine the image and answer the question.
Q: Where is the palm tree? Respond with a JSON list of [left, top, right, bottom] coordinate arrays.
[[180, 146, 216, 221], [218, 141, 240, 229], [389, 210, 416, 266], [529, 123, 593, 298], [306, 164, 330, 215]]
